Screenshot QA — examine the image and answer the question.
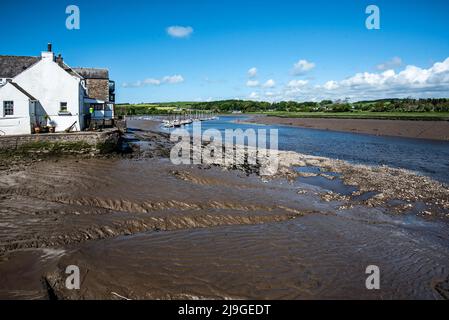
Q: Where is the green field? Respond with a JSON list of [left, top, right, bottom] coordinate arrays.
[[262, 111, 449, 121], [117, 104, 178, 110], [115, 104, 181, 116], [115, 99, 449, 120]]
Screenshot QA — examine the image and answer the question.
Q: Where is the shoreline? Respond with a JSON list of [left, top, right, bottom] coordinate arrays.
[[0, 119, 448, 300], [242, 115, 449, 141]]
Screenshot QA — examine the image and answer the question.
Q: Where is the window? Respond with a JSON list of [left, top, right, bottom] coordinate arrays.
[[3, 101, 13, 116], [60, 102, 68, 112]]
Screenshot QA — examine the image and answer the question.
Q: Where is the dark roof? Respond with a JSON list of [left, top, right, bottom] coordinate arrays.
[[72, 68, 109, 79], [61, 63, 83, 79], [0, 56, 40, 78], [9, 82, 37, 100], [0, 56, 109, 81]]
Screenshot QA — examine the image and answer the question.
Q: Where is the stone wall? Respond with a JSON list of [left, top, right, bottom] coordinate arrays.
[[86, 79, 109, 102], [0, 129, 120, 152]]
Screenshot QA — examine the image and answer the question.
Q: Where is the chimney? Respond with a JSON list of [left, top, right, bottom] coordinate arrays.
[[56, 54, 64, 67], [42, 43, 55, 60]]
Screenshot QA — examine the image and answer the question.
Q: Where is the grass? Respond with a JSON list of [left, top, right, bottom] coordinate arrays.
[[114, 104, 181, 117], [155, 101, 198, 107], [262, 111, 449, 121], [115, 104, 178, 110], [116, 103, 198, 110]]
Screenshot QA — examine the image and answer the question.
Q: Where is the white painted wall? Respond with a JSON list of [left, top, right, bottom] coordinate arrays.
[[13, 52, 84, 132], [0, 82, 32, 135]]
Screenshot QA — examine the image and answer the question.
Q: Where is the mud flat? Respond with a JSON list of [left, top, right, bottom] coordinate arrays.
[[275, 151, 449, 217], [0, 120, 449, 300], [242, 116, 449, 141]]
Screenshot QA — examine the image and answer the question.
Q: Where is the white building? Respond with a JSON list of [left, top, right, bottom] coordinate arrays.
[[0, 44, 115, 136], [0, 82, 39, 135]]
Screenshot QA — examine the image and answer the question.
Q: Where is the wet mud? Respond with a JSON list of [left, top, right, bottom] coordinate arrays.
[[0, 120, 448, 300], [242, 115, 449, 141]]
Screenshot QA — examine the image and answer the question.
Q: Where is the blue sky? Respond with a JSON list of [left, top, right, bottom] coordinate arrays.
[[1, 0, 449, 103]]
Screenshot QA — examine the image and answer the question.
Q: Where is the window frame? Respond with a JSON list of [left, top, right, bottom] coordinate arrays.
[[59, 102, 68, 112], [3, 101, 14, 116]]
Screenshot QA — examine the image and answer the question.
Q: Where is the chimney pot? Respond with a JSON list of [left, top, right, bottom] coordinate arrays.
[[56, 54, 64, 66]]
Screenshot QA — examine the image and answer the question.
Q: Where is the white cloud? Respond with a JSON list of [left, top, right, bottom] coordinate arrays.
[[122, 81, 141, 88], [167, 26, 193, 38], [283, 57, 449, 101], [246, 79, 275, 88], [322, 80, 339, 90], [144, 78, 161, 85], [293, 59, 315, 75], [248, 67, 258, 78], [246, 80, 260, 87], [239, 57, 449, 102], [122, 74, 185, 88], [162, 74, 184, 84], [377, 57, 402, 71], [326, 58, 449, 93], [262, 79, 276, 88], [248, 91, 259, 99], [287, 79, 308, 88]]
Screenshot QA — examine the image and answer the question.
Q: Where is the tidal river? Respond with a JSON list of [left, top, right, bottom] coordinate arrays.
[[181, 115, 449, 185], [1, 117, 449, 300]]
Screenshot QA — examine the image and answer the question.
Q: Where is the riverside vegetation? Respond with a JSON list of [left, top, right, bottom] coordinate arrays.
[[115, 98, 449, 120]]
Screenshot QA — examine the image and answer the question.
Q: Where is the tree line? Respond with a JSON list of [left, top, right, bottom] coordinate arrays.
[[115, 98, 449, 116]]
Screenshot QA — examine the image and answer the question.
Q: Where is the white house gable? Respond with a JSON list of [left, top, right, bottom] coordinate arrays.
[[0, 45, 115, 136], [13, 52, 83, 132], [0, 82, 36, 135]]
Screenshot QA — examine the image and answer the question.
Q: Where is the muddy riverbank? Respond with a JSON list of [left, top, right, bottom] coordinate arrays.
[[242, 115, 449, 141], [1, 120, 448, 300]]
